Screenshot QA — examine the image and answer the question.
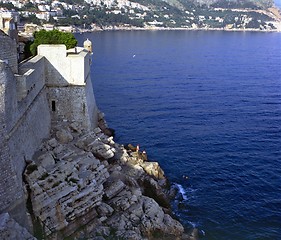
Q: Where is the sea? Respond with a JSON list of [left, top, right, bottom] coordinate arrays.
[[76, 30, 281, 240], [276, 0, 281, 8]]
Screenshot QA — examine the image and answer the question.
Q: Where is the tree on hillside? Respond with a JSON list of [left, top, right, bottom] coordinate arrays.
[[20, 14, 41, 25], [0, 2, 18, 10], [29, 30, 77, 56]]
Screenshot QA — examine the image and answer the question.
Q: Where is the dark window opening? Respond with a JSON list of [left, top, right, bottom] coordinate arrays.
[[51, 101, 56, 111], [83, 103, 86, 114]]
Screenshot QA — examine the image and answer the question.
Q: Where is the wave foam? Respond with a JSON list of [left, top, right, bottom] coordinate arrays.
[[175, 183, 188, 201]]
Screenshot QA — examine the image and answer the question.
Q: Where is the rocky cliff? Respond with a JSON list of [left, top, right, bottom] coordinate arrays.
[[22, 112, 193, 239]]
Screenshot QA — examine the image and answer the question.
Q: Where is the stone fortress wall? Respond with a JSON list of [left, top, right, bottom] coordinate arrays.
[[0, 30, 99, 227], [40, 44, 98, 130]]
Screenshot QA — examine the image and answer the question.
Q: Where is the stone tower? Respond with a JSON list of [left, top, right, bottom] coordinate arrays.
[[38, 44, 98, 129]]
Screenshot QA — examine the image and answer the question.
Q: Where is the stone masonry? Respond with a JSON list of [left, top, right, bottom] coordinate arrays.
[[0, 31, 99, 231], [0, 30, 18, 73]]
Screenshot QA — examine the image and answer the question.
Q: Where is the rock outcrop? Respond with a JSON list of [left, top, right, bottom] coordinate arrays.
[[23, 119, 192, 239]]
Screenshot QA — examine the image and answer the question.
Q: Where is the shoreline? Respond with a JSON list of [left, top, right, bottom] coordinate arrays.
[[74, 25, 281, 33], [22, 112, 196, 239]]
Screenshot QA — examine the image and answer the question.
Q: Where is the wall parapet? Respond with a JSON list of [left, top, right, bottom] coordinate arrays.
[[16, 55, 45, 102], [38, 45, 91, 87]]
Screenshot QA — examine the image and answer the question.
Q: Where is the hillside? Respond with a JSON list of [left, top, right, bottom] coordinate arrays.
[[59, 0, 280, 31], [189, 0, 273, 8], [17, 0, 280, 31]]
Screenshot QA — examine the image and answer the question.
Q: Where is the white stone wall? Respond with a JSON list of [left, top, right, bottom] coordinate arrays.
[[85, 72, 99, 128], [38, 45, 90, 86], [16, 55, 45, 101], [5, 55, 51, 187], [8, 89, 51, 176], [0, 61, 25, 220], [0, 45, 51, 228], [6, 56, 46, 133]]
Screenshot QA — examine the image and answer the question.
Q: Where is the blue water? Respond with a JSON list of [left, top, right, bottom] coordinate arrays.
[[275, 0, 281, 8], [76, 31, 281, 240]]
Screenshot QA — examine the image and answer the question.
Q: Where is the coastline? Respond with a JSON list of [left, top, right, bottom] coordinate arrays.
[[22, 112, 196, 239], [74, 24, 281, 33]]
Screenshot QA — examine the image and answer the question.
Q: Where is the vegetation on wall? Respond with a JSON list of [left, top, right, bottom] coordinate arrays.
[[29, 30, 77, 56]]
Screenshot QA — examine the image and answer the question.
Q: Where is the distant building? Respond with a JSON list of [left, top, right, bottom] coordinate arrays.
[[24, 23, 39, 34], [42, 23, 54, 31], [36, 11, 50, 21], [57, 25, 74, 32], [0, 9, 19, 41]]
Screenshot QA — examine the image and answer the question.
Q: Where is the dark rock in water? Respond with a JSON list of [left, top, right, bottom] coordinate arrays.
[[139, 175, 170, 209], [169, 184, 178, 199], [189, 228, 199, 240], [103, 127, 115, 137], [97, 111, 115, 137]]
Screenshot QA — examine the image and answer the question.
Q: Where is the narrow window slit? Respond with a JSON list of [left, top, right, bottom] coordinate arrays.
[[51, 101, 56, 111]]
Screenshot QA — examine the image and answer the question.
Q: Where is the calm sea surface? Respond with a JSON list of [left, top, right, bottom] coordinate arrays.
[[76, 31, 281, 240]]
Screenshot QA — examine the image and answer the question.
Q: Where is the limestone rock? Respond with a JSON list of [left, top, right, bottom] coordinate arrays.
[[163, 213, 185, 236], [104, 180, 125, 199], [102, 128, 115, 137], [92, 226, 111, 238], [23, 120, 188, 240], [25, 147, 110, 236], [76, 132, 116, 160], [69, 122, 82, 134], [96, 203, 114, 217], [140, 196, 184, 238], [141, 196, 165, 226], [107, 189, 135, 211], [47, 138, 58, 148], [87, 139, 114, 159], [118, 230, 143, 240], [141, 161, 165, 179], [38, 152, 55, 169], [97, 112, 115, 137], [53, 144, 64, 155], [140, 176, 170, 209], [56, 129, 73, 144]]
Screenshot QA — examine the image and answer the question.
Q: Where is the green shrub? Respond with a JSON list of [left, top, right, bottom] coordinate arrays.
[[30, 29, 77, 56]]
